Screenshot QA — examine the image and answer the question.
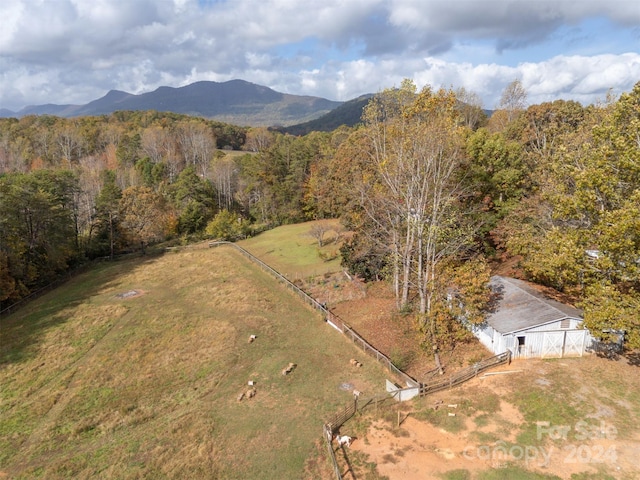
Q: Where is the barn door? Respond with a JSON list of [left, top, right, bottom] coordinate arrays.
[[542, 332, 565, 358], [563, 330, 585, 357]]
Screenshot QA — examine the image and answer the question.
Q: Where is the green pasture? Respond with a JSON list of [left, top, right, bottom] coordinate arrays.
[[0, 244, 388, 479], [239, 219, 344, 279]]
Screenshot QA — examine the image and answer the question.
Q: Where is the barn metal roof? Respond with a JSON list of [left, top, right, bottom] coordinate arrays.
[[486, 276, 583, 334]]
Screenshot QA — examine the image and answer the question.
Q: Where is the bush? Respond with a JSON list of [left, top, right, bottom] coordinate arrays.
[[205, 210, 250, 241], [389, 347, 414, 371]]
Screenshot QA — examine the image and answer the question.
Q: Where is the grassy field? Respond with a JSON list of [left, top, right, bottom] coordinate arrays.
[[238, 219, 344, 279], [5, 220, 638, 480], [0, 242, 389, 479]]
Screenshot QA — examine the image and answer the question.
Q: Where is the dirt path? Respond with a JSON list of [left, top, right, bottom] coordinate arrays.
[[350, 359, 640, 480]]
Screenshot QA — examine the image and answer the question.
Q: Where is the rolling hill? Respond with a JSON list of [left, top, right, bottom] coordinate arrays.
[[278, 94, 373, 135]]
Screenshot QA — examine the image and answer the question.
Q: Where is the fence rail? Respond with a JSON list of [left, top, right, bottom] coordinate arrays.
[[0, 263, 95, 317], [323, 351, 511, 431], [323, 424, 342, 480], [210, 241, 512, 480], [322, 391, 401, 480], [210, 241, 418, 386], [419, 350, 511, 396], [0, 248, 162, 318]]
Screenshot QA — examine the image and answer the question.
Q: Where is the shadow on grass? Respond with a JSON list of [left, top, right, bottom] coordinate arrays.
[[0, 252, 163, 368]]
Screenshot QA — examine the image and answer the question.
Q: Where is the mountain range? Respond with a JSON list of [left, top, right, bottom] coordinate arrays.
[[0, 80, 367, 128]]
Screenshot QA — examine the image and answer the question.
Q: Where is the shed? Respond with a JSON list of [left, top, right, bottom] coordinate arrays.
[[471, 276, 594, 359]]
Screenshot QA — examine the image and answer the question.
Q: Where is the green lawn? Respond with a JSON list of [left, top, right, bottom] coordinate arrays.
[[239, 219, 344, 279]]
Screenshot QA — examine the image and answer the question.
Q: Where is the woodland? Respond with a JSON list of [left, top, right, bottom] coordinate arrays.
[[1, 79, 639, 354]]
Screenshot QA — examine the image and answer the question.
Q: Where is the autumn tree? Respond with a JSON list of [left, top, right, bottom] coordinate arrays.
[[499, 82, 640, 348], [309, 221, 332, 247], [244, 127, 275, 153], [355, 80, 484, 371], [0, 250, 21, 305], [119, 186, 174, 247], [464, 127, 529, 253], [170, 166, 216, 234], [420, 257, 492, 353], [210, 152, 238, 211], [56, 122, 85, 166], [238, 132, 324, 225], [455, 87, 487, 130], [176, 120, 216, 178], [205, 209, 249, 241]]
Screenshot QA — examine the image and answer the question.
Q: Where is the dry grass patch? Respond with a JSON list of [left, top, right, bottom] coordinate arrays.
[[1, 245, 390, 479]]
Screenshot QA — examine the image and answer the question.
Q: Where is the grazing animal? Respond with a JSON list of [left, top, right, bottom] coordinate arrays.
[[335, 435, 352, 447]]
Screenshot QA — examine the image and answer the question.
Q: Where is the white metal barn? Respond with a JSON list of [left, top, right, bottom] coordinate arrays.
[[471, 276, 595, 359]]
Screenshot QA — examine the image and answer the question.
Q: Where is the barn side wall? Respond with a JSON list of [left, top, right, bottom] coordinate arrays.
[[505, 326, 594, 359], [471, 323, 498, 353]]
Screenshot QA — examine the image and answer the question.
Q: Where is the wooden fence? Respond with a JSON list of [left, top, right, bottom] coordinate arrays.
[[321, 351, 511, 478], [0, 263, 96, 317], [209, 241, 418, 387], [418, 350, 511, 396], [0, 248, 163, 318], [322, 391, 401, 480], [323, 423, 343, 479], [210, 241, 513, 480], [342, 324, 418, 387]]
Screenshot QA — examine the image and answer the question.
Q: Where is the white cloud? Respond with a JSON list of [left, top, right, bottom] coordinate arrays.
[[0, 0, 638, 112]]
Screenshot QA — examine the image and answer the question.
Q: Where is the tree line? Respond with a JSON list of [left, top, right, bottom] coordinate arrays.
[[1, 81, 638, 352]]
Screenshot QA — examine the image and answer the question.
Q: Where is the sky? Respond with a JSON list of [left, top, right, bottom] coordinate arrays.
[[0, 0, 639, 112]]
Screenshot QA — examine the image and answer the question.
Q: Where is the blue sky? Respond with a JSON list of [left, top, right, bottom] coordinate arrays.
[[0, 0, 638, 112]]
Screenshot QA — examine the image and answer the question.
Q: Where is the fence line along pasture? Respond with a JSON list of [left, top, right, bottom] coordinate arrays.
[[323, 423, 343, 480], [209, 241, 513, 480], [209, 241, 418, 387], [322, 391, 400, 480]]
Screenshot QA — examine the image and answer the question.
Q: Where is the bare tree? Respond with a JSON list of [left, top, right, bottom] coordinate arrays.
[[56, 122, 85, 165], [176, 120, 216, 178], [141, 126, 167, 164], [309, 221, 331, 247], [210, 154, 238, 210], [455, 87, 486, 130], [497, 79, 528, 123], [244, 127, 274, 153], [360, 80, 474, 373]]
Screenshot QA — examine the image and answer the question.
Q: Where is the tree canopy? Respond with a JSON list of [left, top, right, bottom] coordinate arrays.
[[1, 81, 639, 352]]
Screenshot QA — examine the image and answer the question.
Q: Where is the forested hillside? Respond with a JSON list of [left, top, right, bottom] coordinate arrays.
[[1, 80, 639, 353]]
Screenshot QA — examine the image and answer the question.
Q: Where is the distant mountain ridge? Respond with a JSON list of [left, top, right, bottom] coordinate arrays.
[[0, 80, 348, 127], [278, 94, 373, 135]]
